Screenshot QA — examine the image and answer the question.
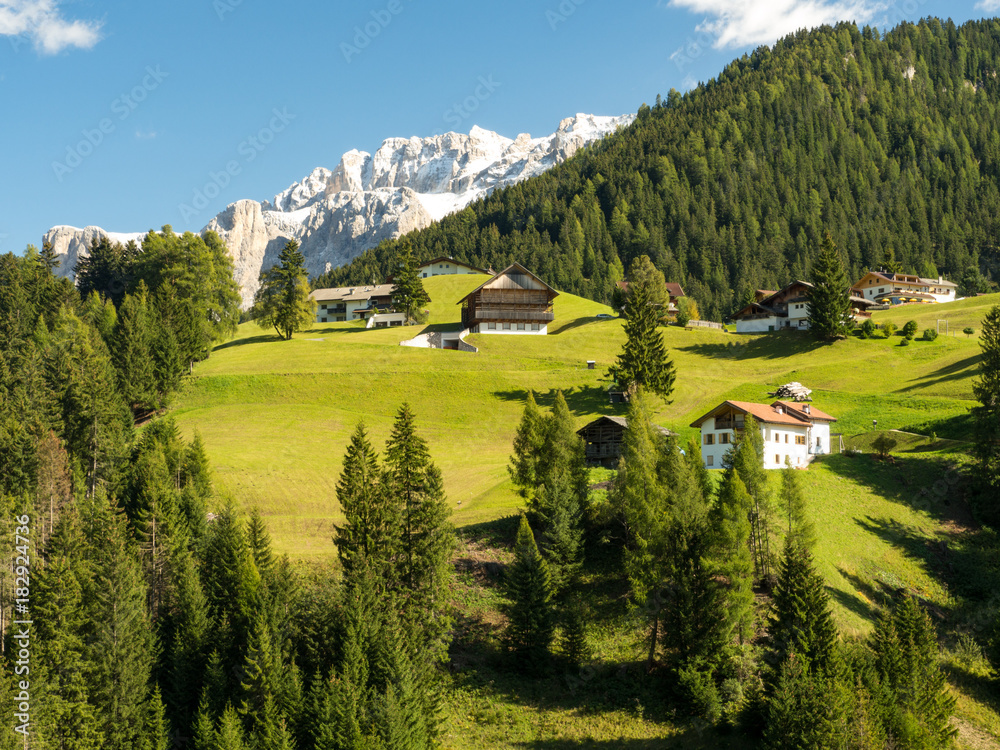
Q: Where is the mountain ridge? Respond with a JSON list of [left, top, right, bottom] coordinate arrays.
[[43, 113, 634, 307]]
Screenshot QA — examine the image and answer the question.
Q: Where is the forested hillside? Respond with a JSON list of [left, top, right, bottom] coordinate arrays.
[[318, 17, 1000, 321]]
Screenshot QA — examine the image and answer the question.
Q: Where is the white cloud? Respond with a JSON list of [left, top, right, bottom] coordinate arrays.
[[975, 0, 1000, 12], [0, 0, 102, 54], [668, 0, 886, 49]]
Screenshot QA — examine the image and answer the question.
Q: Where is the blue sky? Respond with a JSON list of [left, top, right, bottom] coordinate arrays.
[[0, 0, 995, 254]]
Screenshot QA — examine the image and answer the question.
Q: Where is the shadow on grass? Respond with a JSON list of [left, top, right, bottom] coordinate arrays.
[[829, 567, 900, 624], [512, 727, 737, 750], [550, 316, 604, 335], [493, 386, 627, 419], [676, 331, 826, 361], [896, 353, 982, 394], [213, 334, 281, 352]]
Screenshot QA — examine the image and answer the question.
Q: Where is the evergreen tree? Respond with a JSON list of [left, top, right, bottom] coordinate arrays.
[[729, 416, 773, 581], [503, 515, 555, 670], [214, 705, 248, 750], [252, 240, 316, 340], [391, 241, 431, 324], [608, 278, 677, 402], [779, 462, 816, 550], [808, 234, 853, 341], [764, 652, 840, 749], [508, 391, 545, 500], [334, 422, 395, 585], [972, 305, 1000, 514], [84, 499, 156, 750], [113, 283, 159, 415], [710, 468, 756, 644], [770, 542, 838, 675]]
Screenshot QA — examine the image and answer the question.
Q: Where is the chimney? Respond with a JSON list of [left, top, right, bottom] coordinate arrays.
[[776, 405, 784, 415], [804, 404, 811, 415]]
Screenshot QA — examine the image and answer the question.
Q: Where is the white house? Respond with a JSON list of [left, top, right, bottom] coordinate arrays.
[[417, 256, 489, 278], [309, 284, 396, 323], [732, 280, 873, 333], [689, 400, 837, 469], [852, 271, 957, 305]]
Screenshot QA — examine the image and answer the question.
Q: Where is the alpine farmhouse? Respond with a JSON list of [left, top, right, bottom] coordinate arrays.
[[690, 400, 837, 469], [458, 263, 558, 335]]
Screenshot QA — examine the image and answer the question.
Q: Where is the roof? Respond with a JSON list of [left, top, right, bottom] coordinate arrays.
[[689, 400, 835, 428], [417, 256, 489, 274], [772, 401, 837, 423], [457, 262, 558, 305], [855, 271, 957, 289], [577, 415, 676, 437], [665, 282, 685, 299], [310, 283, 396, 302]]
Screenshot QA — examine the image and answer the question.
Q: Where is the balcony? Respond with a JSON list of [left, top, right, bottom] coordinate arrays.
[[470, 307, 555, 322], [714, 419, 745, 431]]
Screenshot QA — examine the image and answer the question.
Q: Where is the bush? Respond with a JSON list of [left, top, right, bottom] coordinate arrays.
[[964, 327, 975, 338], [923, 328, 939, 341], [883, 322, 898, 338], [902, 320, 918, 339], [677, 665, 722, 723], [899, 337, 910, 347], [859, 319, 876, 338], [873, 433, 898, 458]]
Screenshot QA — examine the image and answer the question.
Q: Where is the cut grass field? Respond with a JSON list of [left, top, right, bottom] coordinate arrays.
[[168, 282, 1000, 747]]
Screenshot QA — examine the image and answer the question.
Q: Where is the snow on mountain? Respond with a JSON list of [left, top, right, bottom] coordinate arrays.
[[45, 113, 634, 308]]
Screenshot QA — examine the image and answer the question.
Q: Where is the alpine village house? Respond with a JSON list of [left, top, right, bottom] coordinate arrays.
[[458, 262, 558, 335], [690, 400, 837, 469]]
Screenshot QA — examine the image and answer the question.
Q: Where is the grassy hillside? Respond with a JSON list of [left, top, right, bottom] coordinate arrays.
[[169, 282, 1000, 747], [171, 278, 997, 559]]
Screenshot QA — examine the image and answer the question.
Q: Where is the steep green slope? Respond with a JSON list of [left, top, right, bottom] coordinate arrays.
[[318, 17, 1000, 322], [171, 275, 997, 559]]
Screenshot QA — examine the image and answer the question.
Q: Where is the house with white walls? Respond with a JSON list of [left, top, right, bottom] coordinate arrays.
[[309, 284, 396, 323], [852, 271, 957, 305], [689, 400, 837, 469], [417, 257, 489, 278]]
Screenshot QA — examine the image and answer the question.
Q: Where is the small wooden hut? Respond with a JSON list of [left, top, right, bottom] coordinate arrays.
[[577, 416, 677, 467]]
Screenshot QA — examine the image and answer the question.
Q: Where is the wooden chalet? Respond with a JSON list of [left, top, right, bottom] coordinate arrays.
[[577, 416, 677, 467], [458, 262, 558, 334]]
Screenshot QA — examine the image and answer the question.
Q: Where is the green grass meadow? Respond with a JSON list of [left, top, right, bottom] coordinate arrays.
[[168, 282, 1000, 747]]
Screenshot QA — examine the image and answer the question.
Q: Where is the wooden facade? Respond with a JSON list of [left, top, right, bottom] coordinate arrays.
[[577, 416, 676, 467], [458, 263, 558, 332]]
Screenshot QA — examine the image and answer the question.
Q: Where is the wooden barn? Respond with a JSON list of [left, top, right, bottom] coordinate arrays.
[[458, 263, 558, 335], [577, 416, 677, 467]]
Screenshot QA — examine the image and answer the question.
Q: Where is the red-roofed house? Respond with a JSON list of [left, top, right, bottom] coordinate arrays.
[[689, 400, 837, 469]]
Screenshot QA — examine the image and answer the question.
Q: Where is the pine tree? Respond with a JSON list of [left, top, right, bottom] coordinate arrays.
[[508, 391, 545, 500], [608, 279, 677, 401], [770, 542, 838, 675], [779, 462, 816, 550], [113, 283, 159, 415], [503, 515, 555, 669], [808, 234, 853, 341], [383, 404, 455, 651], [391, 241, 431, 325], [710, 467, 755, 644], [334, 422, 395, 585], [247, 506, 276, 583], [972, 305, 1000, 515], [764, 652, 840, 749], [252, 240, 316, 340], [84, 499, 156, 750], [214, 705, 248, 750], [729, 416, 773, 581]]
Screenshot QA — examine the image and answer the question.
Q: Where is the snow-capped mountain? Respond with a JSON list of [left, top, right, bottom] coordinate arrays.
[[44, 113, 634, 308]]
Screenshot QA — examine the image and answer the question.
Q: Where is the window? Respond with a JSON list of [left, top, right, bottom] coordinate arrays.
[[487, 322, 496, 330], [704, 434, 715, 445], [706, 455, 714, 467], [321, 304, 327, 310], [517, 323, 525, 330], [796, 435, 806, 445], [503, 323, 511, 330], [775, 454, 780, 465], [531, 324, 539, 331], [422, 273, 427, 278], [784, 434, 789, 444], [321, 317, 327, 323], [719, 433, 730, 445]]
